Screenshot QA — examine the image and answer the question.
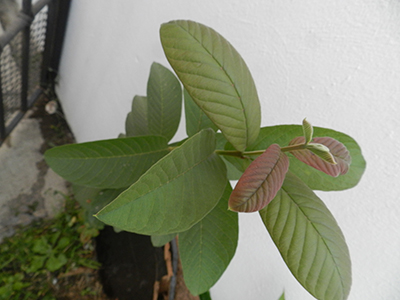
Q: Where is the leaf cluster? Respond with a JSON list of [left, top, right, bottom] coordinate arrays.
[[44, 20, 366, 299], [0, 199, 100, 300]]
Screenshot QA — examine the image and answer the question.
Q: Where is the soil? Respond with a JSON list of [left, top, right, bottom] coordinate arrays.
[[31, 94, 199, 300], [30, 94, 75, 153]]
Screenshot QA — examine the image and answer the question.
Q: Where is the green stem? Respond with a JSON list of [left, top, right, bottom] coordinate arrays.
[[170, 144, 306, 158], [214, 149, 252, 157], [214, 143, 306, 158], [280, 143, 307, 152]]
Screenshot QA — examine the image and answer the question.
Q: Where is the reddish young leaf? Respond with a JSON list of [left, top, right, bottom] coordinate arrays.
[[229, 144, 289, 212], [289, 136, 351, 177], [306, 143, 336, 164]]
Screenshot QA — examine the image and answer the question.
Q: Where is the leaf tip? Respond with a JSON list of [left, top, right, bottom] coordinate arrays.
[[302, 118, 313, 144], [227, 205, 236, 212]]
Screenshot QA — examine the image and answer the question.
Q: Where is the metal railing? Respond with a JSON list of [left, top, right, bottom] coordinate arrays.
[[0, 0, 70, 145]]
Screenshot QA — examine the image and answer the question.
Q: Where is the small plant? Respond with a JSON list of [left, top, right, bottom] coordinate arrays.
[[0, 198, 101, 300], [44, 20, 365, 299]]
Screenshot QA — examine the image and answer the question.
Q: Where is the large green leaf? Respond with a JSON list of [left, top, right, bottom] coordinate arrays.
[[73, 184, 125, 230], [147, 62, 182, 141], [72, 184, 102, 209], [184, 89, 218, 136], [179, 183, 238, 295], [151, 233, 177, 247], [248, 125, 366, 191], [125, 95, 149, 137], [44, 136, 169, 189], [259, 172, 351, 300], [95, 129, 227, 235], [160, 20, 261, 152], [222, 140, 256, 174]]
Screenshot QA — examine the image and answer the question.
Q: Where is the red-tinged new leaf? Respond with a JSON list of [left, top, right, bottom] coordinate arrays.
[[306, 143, 336, 165], [289, 136, 351, 177], [229, 144, 289, 212]]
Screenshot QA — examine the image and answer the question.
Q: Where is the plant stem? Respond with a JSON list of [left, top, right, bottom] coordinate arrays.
[[170, 143, 306, 158], [280, 143, 307, 152], [214, 150, 251, 157], [214, 143, 306, 158]]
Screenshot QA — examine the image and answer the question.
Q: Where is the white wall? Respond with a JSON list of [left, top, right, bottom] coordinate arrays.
[[57, 1, 400, 299]]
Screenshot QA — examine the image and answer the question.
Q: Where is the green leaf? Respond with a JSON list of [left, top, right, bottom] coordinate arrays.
[[46, 253, 68, 272], [184, 89, 218, 136], [229, 144, 289, 212], [160, 20, 261, 152], [180, 183, 238, 295], [259, 172, 351, 300], [248, 125, 366, 191], [91, 189, 125, 214], [215, 133, 244, 180], [32, 237, 51, 255], [302, 118, 313, 144], [147, 62, 182, 141], [306, 143, 335, 164], [278, 292, 285, 300], [44, 136, 169, 189], [151, 233, 176, 247], [72, 184, 102, 209], [222, 152, 254, 174], [73, 185, 126, 229], [55, 237, 71, 250], [222, 157, 243, 181], [125, 95, 149, 137], [222, 140, 255, 174], [27, 255, 46, 273], [95, 129, 227, 235], [199, 291, 212, 300]]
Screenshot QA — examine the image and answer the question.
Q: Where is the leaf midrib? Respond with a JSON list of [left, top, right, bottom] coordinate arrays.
[[281, 187, 347, 297], [172, 22, 249, 146], [55, 147, 168, 160], [133, 152, 217, 203], [99, 141, 220, 215]]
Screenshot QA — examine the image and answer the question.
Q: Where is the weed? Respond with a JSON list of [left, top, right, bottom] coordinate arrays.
[[0, 197, 102, 300]]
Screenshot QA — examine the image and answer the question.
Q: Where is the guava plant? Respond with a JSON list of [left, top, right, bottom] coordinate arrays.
[[44, 20, 365, 300]]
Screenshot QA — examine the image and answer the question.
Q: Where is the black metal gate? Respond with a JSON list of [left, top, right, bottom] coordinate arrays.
[[0, 0, 70, 145]]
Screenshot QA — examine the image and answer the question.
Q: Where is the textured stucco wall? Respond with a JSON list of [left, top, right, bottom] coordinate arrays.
[[57, 1, 400, 299]]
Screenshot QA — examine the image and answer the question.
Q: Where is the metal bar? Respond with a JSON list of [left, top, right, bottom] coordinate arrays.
[[32, 0, 52, 15], [20, 0, 33, 112], [168, 238, 179, 300], [27, 88, 43, 108], [0, 46, 5, 142], [0, 0, 48, 51], [4, 110, 24, 137], [0, 89, 43, 146], [40, 0, 71, 90], [0, 0, 71, 146]]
